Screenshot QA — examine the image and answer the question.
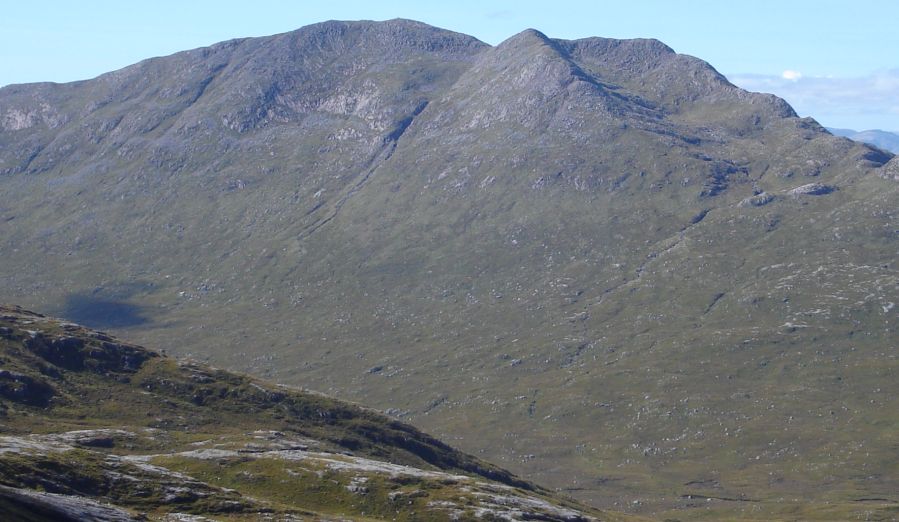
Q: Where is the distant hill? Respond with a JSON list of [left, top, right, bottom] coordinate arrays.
[[828, 127, 899, 153], [1, 19, 897, 520]]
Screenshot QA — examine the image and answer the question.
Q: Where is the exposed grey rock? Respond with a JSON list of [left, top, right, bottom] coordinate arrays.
[[738, 192, 775, 207], [882, 157, 899, 181], [35, 429, 135, 448], [787, 183, 835, 196], [0, 484, 137, 521]]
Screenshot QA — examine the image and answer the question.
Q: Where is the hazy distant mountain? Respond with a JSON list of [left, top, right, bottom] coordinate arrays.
[[828, 127, 899, 153], [1, 19, 896, 519]]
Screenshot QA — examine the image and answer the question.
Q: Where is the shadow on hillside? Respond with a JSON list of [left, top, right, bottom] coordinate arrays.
[[61, 294, 150, 329]]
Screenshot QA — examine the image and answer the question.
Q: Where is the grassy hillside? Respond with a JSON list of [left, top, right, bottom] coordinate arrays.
[[0, 305, 627, 521]]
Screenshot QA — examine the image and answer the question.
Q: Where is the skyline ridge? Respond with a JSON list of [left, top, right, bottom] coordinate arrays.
[[2, 5, 896, 130]]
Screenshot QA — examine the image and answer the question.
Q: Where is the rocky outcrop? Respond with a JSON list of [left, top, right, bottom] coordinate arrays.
[[738, 191, 775, 207], [0, 484, 137, 522], [881, 157, 899, 181], [787, 182, 835, 196], [0, 369, 54, 406], [0, 306, 610, 521]]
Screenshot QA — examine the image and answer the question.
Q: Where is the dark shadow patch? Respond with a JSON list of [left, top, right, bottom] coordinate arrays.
[[61, 294, 150, 329]]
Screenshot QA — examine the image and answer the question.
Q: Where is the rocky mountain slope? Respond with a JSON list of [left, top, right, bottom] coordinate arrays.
[[1, 19, 897, 520], [0, 305, 626, 521]]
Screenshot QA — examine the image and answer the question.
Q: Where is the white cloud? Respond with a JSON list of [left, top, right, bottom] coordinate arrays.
[[727, 69, 899, 131], [781, 69, 803, 81]]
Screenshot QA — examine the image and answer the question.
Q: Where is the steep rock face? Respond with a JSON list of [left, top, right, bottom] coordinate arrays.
[[0, 19, 896, 519]]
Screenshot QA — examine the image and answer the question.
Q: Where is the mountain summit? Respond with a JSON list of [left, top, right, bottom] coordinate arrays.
[[1, 19, 896, 519]]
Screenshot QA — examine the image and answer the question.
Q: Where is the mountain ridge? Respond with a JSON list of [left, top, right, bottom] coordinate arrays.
[[827, 127, 899, 153], [1, 19, 897, 520]]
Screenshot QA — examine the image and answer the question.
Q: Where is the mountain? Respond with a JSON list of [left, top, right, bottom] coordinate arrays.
[[0, 304, 627, 521], [827, 127, 899, 153], [0, 19, 897, 520]]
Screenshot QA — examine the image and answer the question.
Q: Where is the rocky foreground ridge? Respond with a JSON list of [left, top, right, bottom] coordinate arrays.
[[0, 305, 631, 521]]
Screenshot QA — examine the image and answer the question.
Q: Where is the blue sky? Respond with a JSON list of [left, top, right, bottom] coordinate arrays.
[[3, 1, 897, 131]]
